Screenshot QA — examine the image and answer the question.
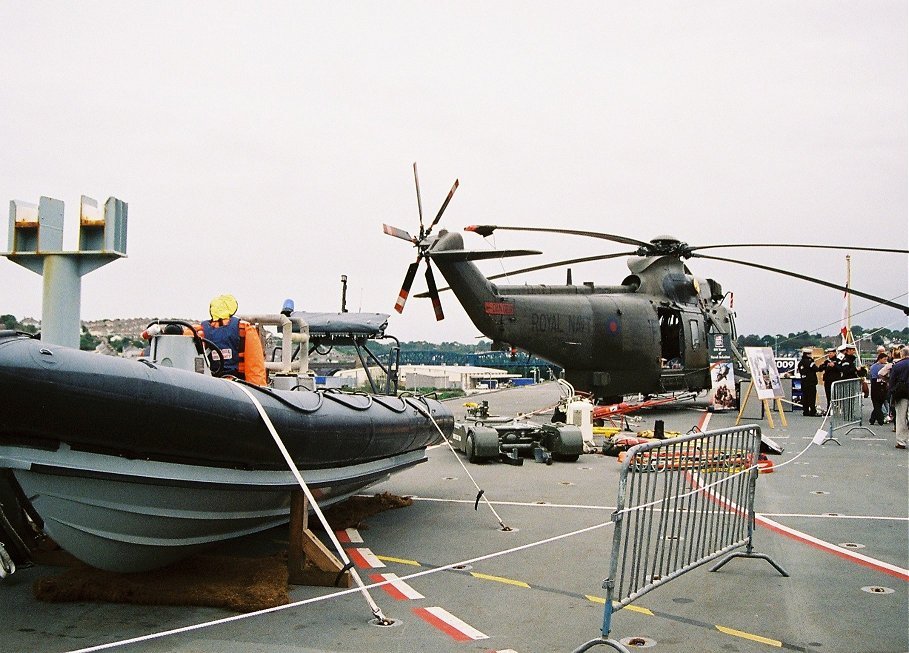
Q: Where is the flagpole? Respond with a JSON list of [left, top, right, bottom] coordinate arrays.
[[845, 255, 852, 345]]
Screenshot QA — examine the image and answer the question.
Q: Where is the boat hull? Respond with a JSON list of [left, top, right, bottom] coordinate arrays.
[[2, 444, 428, 572]]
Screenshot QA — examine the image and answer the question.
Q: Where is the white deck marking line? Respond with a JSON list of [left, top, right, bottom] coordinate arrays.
[[412, 497, 907, 522], [697, 410, 712, 432], [412, 496, 618, 510], [369, 572, 424, 600], [415, 606, 489, 641], [351, 547, 385, 569], [760, 513, 907, 521], [340, 528, 363, 543]]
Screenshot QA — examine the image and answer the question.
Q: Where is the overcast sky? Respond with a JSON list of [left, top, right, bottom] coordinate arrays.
[[1, 1, 906, 345]]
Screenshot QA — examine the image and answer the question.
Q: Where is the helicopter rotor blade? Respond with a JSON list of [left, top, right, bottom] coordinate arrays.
[[394, 260, 420, 314], [427, 179, 459, 234], [465, 225, 650, 248], [487, 251, 638, 282], [383, 224, 415, 243], [689, 253, 909, 315], [424, 262, 445, 321], [688, 243, 908, 255], [428, 248, 542, 262], [413, 162, 425, 238], [415, 250, 636, 297]]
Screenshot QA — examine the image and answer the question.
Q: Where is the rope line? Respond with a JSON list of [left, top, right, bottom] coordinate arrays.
[[426, 410, 511, 530], [58, 392, 842, 653], [231, 382, 389, 623], [62, 519, 613, 653]]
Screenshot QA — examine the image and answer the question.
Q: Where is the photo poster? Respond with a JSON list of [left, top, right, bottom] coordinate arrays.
[[708, 360, 737, 410], [744, 347, 784, 400]]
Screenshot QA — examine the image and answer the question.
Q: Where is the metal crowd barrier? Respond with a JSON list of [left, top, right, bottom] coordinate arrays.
[[573, 425, 787, 653], [822, 378, 872, 444]]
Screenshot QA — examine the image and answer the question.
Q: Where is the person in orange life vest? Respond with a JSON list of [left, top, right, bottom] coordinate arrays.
[[195, 294, 267, 386]]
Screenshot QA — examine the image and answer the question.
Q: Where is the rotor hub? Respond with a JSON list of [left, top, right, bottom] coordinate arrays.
[[640, 236, 691, 258]]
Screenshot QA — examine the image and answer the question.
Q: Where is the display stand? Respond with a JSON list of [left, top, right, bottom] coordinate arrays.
[[735, 380, 787, 428], [287, 491, 352, 587]]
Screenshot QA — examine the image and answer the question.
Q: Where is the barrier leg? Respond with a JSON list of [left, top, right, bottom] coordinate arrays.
[[710, 503, 789, 577], [709, 549, 789, 577]]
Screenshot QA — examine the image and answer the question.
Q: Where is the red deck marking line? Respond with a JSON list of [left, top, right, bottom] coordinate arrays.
[[755, 514, 909, 582], [413, 606, 489, 641], [347, 547, 385, 569], [697, 410, 712, 432], [334, 528, 362, 544], [369, 573, 425, 600], [688, 472, 909, 582]]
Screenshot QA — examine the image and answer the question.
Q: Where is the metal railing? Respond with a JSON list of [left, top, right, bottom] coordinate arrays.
[[823, 378, 872, 444], [573, 425, 787, 653]]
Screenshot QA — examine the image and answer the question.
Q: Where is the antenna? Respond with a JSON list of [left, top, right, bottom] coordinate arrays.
[[340, 274, 348, 313]]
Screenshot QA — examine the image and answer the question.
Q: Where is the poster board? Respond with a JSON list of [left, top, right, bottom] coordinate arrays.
[[709, 361, 737, 410], [744, 347, 784, 400]]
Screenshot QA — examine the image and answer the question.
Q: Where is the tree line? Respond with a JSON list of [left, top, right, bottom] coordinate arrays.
[[736, 326, 908, 353], [4, 314, 906, 355]]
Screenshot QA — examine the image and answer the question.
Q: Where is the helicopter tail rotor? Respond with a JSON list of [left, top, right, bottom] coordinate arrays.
[[424, 261, 444, 321], [394, 258, 421, 314], [384, 163, 460, 320]]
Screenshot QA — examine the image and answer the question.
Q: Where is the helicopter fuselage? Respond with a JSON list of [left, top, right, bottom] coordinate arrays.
[[430, 232, 732, 400]]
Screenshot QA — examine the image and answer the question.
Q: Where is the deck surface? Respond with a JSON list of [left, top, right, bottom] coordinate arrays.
[[2, 381, 907, 653]]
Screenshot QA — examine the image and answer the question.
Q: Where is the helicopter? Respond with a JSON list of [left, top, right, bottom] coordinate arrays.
[[383, 165, 909, 403]]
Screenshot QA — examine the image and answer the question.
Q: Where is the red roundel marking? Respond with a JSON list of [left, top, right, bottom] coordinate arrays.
[[608, 319, 619, 333]]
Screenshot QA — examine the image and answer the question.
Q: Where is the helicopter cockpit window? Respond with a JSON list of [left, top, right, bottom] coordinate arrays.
[[658, 308, 683, 367], [690, 320, 701, 350]]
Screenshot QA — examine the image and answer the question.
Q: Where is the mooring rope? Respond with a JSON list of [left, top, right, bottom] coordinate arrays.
[[231, 382, 391, 624], [425, 409, 512, 531]]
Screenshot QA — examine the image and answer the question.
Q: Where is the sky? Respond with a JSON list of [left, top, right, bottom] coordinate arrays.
[[1, 1, 906, 344]]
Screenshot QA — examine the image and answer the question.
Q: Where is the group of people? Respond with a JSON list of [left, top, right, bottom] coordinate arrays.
[[796, 342, 859, 417], [871, 345, 909, 449], [796, 343, 909, 449]]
